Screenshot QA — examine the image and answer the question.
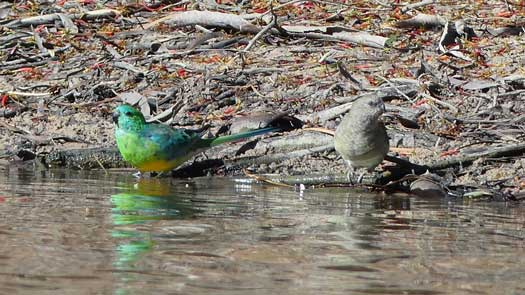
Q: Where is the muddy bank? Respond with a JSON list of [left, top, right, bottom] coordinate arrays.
[[1, 1, 524, 199]]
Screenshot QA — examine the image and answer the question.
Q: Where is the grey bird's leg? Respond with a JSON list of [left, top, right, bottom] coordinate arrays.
[[345, 160, 355, 185], [356, 170, 366, 183]]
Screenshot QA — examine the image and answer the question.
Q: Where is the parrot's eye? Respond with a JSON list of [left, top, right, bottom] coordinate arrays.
[[125, 111, 133, 116]]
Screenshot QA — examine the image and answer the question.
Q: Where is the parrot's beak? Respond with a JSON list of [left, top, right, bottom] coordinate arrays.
[[112, 110, 120, 127]]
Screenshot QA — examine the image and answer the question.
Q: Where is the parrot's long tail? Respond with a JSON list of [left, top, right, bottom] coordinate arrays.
[[208, 127, 280, 147]]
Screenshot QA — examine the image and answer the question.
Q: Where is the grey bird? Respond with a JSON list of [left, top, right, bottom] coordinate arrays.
[[334, 96, 389, 183]]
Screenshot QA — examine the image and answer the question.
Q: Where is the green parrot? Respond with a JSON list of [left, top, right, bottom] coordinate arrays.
[[113, 104, 279, 173]]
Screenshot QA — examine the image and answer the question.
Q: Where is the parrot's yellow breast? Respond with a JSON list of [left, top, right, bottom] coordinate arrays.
[[134, 156, 191, 172]]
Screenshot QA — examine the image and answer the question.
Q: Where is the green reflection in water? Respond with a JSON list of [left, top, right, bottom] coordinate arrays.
[[110, 178, 196, 294], [111, 193, 193, 225]]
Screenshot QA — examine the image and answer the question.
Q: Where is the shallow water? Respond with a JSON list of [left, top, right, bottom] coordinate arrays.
[[0, 168, 524, 295]]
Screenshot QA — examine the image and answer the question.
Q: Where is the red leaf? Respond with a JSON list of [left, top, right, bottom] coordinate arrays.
[[414, 99, 427, 107], [223, 106, 235, 114], [1, 95, 8, 107], [34, 24, 46, 33], [440, 149, 459, 157], [16, 67, 35, 73], [91, 63, 105, 70], [177, 68, 188, 78], [496, 11, 514, 17]]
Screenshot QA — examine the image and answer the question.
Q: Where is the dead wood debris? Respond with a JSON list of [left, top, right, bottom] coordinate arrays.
[[1, 1, 525, 200]]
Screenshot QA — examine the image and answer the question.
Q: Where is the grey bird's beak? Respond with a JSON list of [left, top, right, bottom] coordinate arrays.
[[112, 110, 120, 127]]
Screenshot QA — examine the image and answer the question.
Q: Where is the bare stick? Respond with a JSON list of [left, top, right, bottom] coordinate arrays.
[[1, 91, 51, 97], [375, 75, 416, 104], [401, 0, 436, 13], [243, 13, 276, 52]]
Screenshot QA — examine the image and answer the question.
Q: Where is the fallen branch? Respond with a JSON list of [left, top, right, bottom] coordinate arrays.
[[428, 143, 525, 170], [143, 10, 261, 33], [43, 147, 128, 170], [242, 169, 293, 187], [226, 143, 335, 166], [400, 0, 436, 13], [5, 9, 120, 28], [298, 100, 353, 123], [283, 25, 388, 48]]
